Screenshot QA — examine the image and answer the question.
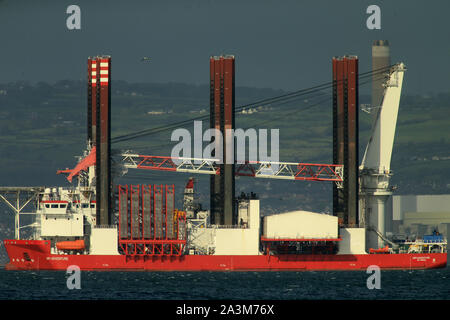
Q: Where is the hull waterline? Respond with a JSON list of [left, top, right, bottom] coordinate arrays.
[[4, 240, 447, 271]]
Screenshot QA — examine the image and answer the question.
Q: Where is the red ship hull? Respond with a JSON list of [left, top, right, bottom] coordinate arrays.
[[4, 239, 447, 271]]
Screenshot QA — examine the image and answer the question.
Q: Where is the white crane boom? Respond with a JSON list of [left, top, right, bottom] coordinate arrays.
[[360, 63, 406, 251], [361, 63, 406, 173]]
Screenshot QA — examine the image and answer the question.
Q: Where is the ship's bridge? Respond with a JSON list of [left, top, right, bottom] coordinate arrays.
[[40, 200, 69, 214]]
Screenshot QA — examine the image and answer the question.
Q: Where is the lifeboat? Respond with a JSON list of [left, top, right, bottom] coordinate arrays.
[[56, 239, 85, 251], [369, 245, 390, 254]]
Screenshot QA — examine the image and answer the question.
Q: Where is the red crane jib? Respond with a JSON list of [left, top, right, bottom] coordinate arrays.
[[58, 147, 97, 183], [126, 154, 343, 182]]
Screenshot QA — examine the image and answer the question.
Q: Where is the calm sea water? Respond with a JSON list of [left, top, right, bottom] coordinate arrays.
[[1, 266, 450, 300]]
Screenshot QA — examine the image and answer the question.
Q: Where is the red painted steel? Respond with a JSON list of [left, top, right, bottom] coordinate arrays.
[[98, 57, 110, 146], [336, 57, 345, 168], [56, 240, 85, 251], [142, 185, 151, 239], [90, 58, 97, 144], [91, 59, 99, 138], [118, 184, 185, 256], [293, 163, 342, 181], [223, 56, 234, 143], [154, 184, 163, 239], [66, 146, 96, 182], [345, 56, 359, 226], [135, 155, 178, 171], [332, 56, 360, 225], [3, 239, 446, 271], [214, 58, 222, 134], [165, 185, 175, 240], [127, 155, 343, 182], [131, 185, 139, 239], [118, 185, 128, 239], [72, 200, 96, 203], [261, 237, 342, 242], [95, 56, 112, 226]]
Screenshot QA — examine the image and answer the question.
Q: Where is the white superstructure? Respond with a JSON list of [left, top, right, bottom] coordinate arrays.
[[4, 151, 120, 256], [187, 198, 261, 255]]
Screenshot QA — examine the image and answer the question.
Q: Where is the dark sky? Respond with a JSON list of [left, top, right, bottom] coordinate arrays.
[[0, 0, 449, 94]]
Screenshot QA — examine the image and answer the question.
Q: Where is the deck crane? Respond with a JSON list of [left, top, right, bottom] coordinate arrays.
[[359, 62, 406, 250]]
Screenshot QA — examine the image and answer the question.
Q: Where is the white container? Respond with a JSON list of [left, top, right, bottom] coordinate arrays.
[[263, 211, 338, 239]]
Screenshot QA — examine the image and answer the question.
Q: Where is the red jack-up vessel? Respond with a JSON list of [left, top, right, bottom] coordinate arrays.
[[3, 55, 447, 271]]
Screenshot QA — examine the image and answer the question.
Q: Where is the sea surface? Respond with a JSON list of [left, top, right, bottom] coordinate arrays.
[[0, 266, 450, 300]]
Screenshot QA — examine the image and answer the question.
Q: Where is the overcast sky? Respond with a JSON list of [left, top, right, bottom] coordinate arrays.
[[0, 0, 449, 94]]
